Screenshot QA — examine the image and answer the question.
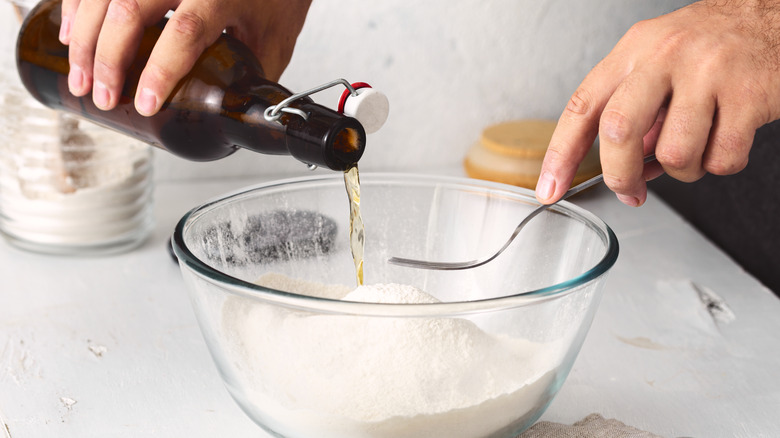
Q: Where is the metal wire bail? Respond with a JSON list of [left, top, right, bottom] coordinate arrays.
[[264, 79, 359, 123]]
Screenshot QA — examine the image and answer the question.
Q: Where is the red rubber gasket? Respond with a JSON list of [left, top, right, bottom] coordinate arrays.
[[338, 82, 372, 113]]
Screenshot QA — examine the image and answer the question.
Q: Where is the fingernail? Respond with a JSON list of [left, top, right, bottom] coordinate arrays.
[[616, 193, 640, 207], [59, 15, 71, 43], [68, 64, 84, 94], [536, 171, 556, 202], [137, 88, 158, 116], [93, 80, 110, 109]]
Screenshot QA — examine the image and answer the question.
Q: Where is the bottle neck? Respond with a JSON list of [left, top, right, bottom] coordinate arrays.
[[284, 102, 366, 171], [231, 98, 366, 171]]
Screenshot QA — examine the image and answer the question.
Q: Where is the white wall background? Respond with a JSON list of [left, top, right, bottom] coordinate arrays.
[[2, 0, 692, 182]]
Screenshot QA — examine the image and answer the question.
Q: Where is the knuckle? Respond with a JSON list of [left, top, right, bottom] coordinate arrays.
[[168, 11, 208, 41], [705, 132, 752, 175], [564, 88, 593, 117], [543, 144, 566, 162], [736, 80, 772, 125], [655, 148, 694, 172], [716, 129, 752, 155], [542, 143, 571, 169], [68, 36, 88, 54], [93, 56, 120, 78], [703, 41, 734, 71], [602, 171, 634, 194], [705, 156, 747, 175], [622, 19, 678, 60], [623, 19, 653, 42], [144, 61, 177, 85], [106, 0, 142, 24], [652, 29, 688, 60], [599, 109, 634, 144], [67, 38, 92, 64]]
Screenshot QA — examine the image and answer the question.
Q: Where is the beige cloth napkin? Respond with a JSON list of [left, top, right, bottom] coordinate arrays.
[[519, 414, 664, 438]]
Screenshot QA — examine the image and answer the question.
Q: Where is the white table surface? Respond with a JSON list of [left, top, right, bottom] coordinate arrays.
[[1, 174, 779, 438]]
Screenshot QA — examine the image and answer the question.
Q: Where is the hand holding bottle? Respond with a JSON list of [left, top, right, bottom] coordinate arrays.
[[58, 0, 312, 117], [20, 0, 365, 170]]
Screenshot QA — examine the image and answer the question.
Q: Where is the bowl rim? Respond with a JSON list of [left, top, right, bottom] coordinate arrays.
[[172, 172, 618, 316]]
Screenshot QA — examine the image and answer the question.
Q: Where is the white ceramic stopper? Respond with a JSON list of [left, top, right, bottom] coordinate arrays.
[[342, 87, 389, 134]]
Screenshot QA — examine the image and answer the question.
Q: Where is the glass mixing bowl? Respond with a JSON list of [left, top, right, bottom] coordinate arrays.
[[172, 173, 618, 438]]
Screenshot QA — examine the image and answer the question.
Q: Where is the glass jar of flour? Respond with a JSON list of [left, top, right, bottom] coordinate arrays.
[[0, 0, 153, 255]]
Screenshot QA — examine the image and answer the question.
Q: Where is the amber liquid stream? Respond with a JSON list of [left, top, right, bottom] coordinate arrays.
[[344, 165, 364, 286]]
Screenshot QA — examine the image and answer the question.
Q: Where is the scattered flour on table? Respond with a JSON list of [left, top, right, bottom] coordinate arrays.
[[220, 273, 560, 438]]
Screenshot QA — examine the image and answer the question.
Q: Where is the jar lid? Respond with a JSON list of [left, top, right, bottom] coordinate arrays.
[[464, 119, 601, 189], [479, 120, 556, 159]]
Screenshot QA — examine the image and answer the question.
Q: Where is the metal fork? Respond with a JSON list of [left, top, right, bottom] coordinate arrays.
[[388, 155, 656, 271]]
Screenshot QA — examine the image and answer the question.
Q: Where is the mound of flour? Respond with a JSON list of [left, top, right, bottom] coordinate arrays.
[[220, 274, 559, 438]]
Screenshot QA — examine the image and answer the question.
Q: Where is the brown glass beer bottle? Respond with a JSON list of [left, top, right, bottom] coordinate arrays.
[[16, 0, 366, 171]]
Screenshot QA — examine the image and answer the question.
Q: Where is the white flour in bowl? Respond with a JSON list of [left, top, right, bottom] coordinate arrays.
[[220, 274, 560, 438]]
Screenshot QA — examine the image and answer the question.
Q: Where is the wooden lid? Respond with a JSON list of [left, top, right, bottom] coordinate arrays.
[[464, 119, 601, 189], [480, 120, 557, 159]]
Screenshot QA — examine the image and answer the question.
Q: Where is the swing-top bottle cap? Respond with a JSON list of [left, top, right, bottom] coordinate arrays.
[[338, 82, 389, 134]]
